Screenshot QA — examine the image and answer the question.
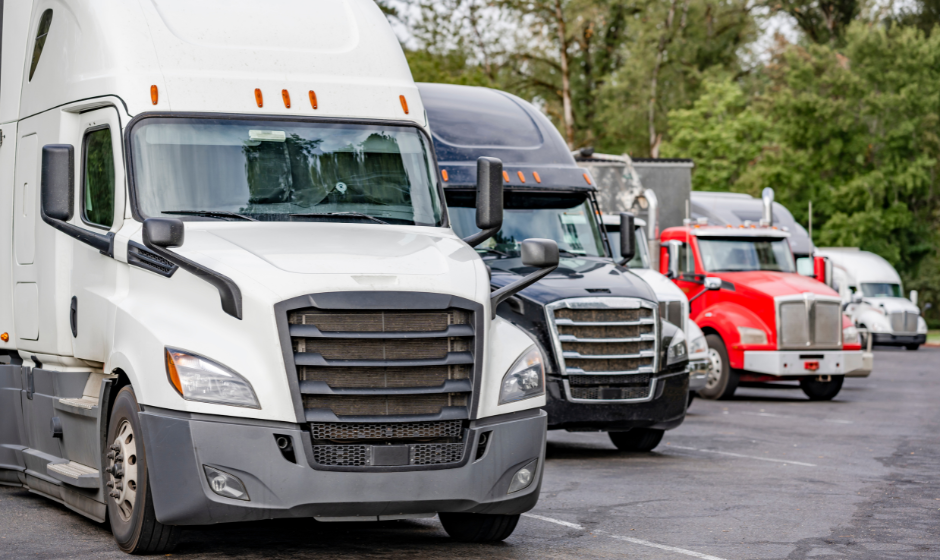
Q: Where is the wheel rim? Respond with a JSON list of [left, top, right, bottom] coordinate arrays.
[[705, 347, 723, 390], [107, 419, 139, 522]]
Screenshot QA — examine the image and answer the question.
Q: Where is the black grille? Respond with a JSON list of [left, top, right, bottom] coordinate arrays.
[[568, 374, 651, 386], [567, 373, 652, 400], [127, 242, 178, 277], [570, 386, 652, 400], [288, 305, 475, 469]]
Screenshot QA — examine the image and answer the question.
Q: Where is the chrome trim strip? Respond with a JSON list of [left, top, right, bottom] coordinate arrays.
[[558, 333, 657, 343], [565, 367, 655, 375], [554, 318, 656, 327], [562, 350, 656, 360]]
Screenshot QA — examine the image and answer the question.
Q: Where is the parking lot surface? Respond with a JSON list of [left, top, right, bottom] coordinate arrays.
[[1, 347, 937, 559]]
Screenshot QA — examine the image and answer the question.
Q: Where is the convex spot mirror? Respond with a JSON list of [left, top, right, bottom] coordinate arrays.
[[41, 144, 75, 221], [143, 218, 185, 248], [618, 212, 636, 265], [704, 277, 722, 291], [521, 238, 560, 269]]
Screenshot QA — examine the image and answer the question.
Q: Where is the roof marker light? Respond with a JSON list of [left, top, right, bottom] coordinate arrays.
[[502, 171, 510, 182], [517, 171, 526, 183], [533, 171, 542, 183], [441, 169, 449, 182], [150, 85, 158, 105], [400, 95, 409, 114], [583, 173, 592, 185], [282, 89, 291, 109], [254, 88, 263, 108], [309, 90, 318, 109]]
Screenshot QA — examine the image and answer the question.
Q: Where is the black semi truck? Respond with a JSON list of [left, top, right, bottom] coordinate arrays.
[[419, 83, 690, 451]]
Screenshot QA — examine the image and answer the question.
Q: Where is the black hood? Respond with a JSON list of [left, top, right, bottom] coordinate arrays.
[[488, 256, 656, 305]]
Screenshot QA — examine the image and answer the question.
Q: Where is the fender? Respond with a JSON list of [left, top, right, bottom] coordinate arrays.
[[694, 301, 774, 369], [853, 306, 890, 332]]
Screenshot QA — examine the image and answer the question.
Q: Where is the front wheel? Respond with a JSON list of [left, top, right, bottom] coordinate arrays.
[[439, 512, 520, 542], [698, 334, 739, 400], [609, 428, 664, 452], [106, 386, 181, 554], [799, 375, 844, 401]]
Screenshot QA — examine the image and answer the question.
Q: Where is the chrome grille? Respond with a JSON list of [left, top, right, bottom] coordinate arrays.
[[776, 294, 843, 349], [659, 299, 685, 329], [287, 305, 475, 469], [546, 298, 659, 403], [889, 311, 919, 334]]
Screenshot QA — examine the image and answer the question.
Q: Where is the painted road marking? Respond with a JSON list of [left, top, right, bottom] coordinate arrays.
[[523, 513, 730, 560], [740, 411, 853, 424], [666, 444, 817, 467]]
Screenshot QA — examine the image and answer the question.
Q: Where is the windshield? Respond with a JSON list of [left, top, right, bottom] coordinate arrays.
[[861, 282, 902, 298], [130, 118, 443, 226], [447, 192, 607, 259], [605, 224, 650, 268], [698, 237, 795, 273]]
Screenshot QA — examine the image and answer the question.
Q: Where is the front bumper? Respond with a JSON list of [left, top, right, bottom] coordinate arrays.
[[872, 333, 926, 347], [743, 350, 865, 377], [544, 369, 688, 432], [688, 358, 708, 391], [139, 407, 546, 526]]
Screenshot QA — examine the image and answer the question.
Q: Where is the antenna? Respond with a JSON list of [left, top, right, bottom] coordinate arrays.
[[808, 201, 813, 249], [685, 199, 691, 275]]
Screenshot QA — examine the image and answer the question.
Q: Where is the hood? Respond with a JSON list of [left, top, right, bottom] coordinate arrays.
[[631, 268, 687, 303], [161, 222, 483, 303], [488, 256, 656, 305], [863, 297, 919, 314], [715, 270, 839, 299]]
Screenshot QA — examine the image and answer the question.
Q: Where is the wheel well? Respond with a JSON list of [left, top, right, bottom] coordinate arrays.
[[701, 326, 721, 340]]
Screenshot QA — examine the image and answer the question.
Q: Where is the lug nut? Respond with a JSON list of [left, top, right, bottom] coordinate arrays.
[[109, 491, 120, 499], [106, 481, 113, 488]]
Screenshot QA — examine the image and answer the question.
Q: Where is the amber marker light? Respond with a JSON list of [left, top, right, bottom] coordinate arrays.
[[583, 173, 592, 185], [254, 88, 264, 108], [400, 95, 409, 114], [517, 171, 526, 183], [502, 171, 510, 182], [282, 89, 291, 108], [309, 90, 318, 109], [441, 169, 449, 182], [0, 333, 8, 343], [165, 349, 184, 396], [533, 171, 542, 183], [150, 85, 158, 105]]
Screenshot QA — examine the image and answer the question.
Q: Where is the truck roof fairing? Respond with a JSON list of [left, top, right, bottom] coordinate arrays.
[[3, 0, 421, 124], [816, 248, 902, 285], [663, 226, 791, 239], [418, 82, 593, 191], [691, 191, 811, 254]]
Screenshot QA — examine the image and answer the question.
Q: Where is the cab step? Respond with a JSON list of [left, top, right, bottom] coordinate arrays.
[[46, 461, 100, 489]]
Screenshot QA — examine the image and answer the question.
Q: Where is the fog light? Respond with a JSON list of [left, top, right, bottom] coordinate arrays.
[[204, 465, 249, 501], [508, 459, 538, 494]]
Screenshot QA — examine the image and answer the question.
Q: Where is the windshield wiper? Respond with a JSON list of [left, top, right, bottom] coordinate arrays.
[[290, 211, 389, 225], [477, 248, 511, 258], [162, 210, 257, 222], [558, 249, 586, 258]]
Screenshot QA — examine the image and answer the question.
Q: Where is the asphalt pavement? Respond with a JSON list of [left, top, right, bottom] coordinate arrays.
[[1, 347, 938, 559]]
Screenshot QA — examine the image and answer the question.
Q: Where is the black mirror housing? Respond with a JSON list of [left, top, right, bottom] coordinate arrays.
[[475, 156, 503, 230], [618, 212, 636, 264], [41, 144, 74, 221], [521, 238, 560, 268], [143, 218, 185, 248]]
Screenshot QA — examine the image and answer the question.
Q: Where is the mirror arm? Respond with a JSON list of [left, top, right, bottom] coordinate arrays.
[[462, 225, 501, 248], [490, 264, 558, 319], [688, 285, 718, 304], [142, 237, 243, 320], [40, 206, 114, 256]]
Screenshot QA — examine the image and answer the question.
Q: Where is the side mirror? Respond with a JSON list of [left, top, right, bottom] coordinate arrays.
[[704, 277, 722, 291], [41, 144, 75, 221], [666, 241, 681, 279], [490, 238, 559, 318], [910, 290, 918, 306], [143, 218, 185, 248], [618, 212, 636, 265], [462, 157, 504, 248]]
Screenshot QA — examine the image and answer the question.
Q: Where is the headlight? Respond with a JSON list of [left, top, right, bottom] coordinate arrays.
[[498, 347, 544, 405], [843, 326, 859, 345], [737, 326, 768, 345], [687, 320, 707, 355], [667, 328, 687, 365], [165, 348, 260, 408]]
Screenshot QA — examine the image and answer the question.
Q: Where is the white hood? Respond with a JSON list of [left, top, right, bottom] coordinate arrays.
[[630, 268, 688, 303]]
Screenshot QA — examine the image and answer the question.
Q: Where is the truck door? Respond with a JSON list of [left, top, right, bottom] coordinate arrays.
[[70, 108, 125, 364]]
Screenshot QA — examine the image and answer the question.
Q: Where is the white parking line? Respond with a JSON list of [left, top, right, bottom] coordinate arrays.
[[666, 445, 817, 467], [522, 513, 730, 560], [739, 411, 853, 424]]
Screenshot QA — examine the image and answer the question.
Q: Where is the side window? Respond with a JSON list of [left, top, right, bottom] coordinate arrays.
[[677, 243, 695, 274], [83, 128, 115, 228], [29, 9, 53, 81]]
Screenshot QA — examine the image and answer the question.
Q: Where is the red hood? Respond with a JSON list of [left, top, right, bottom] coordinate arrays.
[[714, 270, 839, 298]]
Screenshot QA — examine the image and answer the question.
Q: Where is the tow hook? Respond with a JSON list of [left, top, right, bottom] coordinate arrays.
[[804, 361, 820, 372], [815, 374, 832, 382]]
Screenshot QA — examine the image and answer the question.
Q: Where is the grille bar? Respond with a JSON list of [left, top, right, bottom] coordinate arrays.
[[555, 318, 655, 327], [304, 407, 469, 423], [294, 351, 473, 368], [299, 378, 472, 396], [290, 323, 474, 339], [565, 367, 654, 375], [562, 350, 656, 360], [558, 334, 656, 343]]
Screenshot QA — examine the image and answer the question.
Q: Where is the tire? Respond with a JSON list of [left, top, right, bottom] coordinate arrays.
[[106, 386, 181, 554], [858, 327, 870, 350], [697, 334, 738, 400], [799, 375, 844, 401], [439, 512, 520, 543], [608, 428, 665, 452], [906, 344, 920, 351], [687, 391, 695, 406]]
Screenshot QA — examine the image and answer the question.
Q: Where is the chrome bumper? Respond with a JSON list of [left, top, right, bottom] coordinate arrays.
[[743, 350, 866, 377]]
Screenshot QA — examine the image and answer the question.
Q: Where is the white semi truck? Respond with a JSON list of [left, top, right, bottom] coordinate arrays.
[[0, 1, 556, 553]]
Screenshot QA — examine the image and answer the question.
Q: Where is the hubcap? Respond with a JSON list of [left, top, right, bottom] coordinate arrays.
[[705, 347, 723, 390], [107, 420, 139, 521]]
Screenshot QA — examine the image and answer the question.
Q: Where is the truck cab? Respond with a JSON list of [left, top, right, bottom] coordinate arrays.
[[660, 212, 867, 401], [0, 2, 553, 552], [419, 83, 690, 453]]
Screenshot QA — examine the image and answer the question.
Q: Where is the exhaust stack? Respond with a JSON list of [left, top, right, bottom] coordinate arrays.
[[761, 187, 774, 227]]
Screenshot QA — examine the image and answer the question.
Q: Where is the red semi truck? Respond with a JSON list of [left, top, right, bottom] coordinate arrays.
[[658, 196, 866, 401]]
